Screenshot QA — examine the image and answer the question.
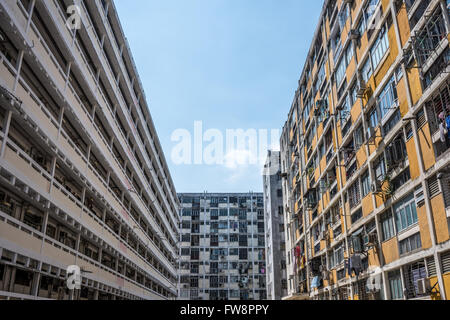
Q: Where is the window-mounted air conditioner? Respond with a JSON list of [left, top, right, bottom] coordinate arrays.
[[319, 230, 326, 241], [366, 126, 376, 141], [367, 232, 378, 247], [416, 278, 431, 295], [349, 29, 360, 41], [357, 78, 367, 98], [371, 181, 382, 194]]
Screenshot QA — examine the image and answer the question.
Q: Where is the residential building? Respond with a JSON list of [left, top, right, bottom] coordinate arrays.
[[0, 0, 180, 300], [178, 192, 266, 300], [263, 151, 288, 300], [281, 0, 450, 300]]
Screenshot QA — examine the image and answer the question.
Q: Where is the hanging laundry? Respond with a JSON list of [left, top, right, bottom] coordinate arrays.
[[345, 258, 351, 276], [351, 255, 363, 277], [440, 122, 447, 143], [310, 276, 320, 289], [445, 115, 450, 140]]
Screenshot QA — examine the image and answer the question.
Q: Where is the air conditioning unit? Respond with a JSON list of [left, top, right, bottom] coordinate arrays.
[[371, 181, 382, 194], [366, 126, 376, 141], [319, 230, 326, 241], [349, 29, 360, 40], [357, 79, 367, 98], [416, 278, 431, 295], [367, 233, 378, 246]]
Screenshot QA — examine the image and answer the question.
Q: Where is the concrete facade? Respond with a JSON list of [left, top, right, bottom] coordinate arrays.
[[0, 0, 179, 300], [263, 151, 288, 300], [178, 192, 266, 300], [281, 0, 450, 300]]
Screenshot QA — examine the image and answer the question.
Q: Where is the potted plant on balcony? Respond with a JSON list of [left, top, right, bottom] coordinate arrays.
[[382, 174, 394, 199]]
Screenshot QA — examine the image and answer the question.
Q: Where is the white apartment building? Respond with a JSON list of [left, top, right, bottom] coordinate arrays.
[[178, 192, 267, 300], [263, 151, 288, 300], [0, 0, 180, 300]]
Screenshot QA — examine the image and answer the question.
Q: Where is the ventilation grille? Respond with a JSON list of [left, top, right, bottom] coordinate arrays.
[[426, 257, 436, 277], [441, 250, 450, 274], [428, 175, 441, 198], [416, 109, 427, 128]]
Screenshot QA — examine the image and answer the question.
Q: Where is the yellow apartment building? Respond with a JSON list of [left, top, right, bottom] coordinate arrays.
[[281, 0, 450, 300]]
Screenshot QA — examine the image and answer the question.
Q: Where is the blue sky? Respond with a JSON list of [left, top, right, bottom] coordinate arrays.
[[115, 0, 323, 193]]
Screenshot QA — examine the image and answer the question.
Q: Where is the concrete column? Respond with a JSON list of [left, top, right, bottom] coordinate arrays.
[[25, 0, 36, 33], [0, 111, 12, 159], [106, 171, 111, 185], [48, 156, 57, 194], [7, 266, 16, 292], [13, 50, 24, 93], [440, 0, 450, 33], [101, 35, 106, 50], [86, 144, 92, 167], [64, 62, 72, 92], [56, 106, 66, 139], [31, 272, 41, 297]]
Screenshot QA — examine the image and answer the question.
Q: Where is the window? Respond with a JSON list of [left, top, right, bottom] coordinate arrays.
[[352, 210, 363, 226], [386, 134, 407, 171], [354, 125, 364, 149], [317, 61, 326, 87], [399, 233, 422, 255], [383, 109, 401, 136], [361, 171, 371, 197], [388, 270, 403, 300], [381, 211, 395, 241], [368, 105, 379, 129], [377, 76, 398, 120], [370, 26, 389, 70], [374, 154, 386, 183], [361, 58, 373, 83], [239, 249, 248, 260], [364, 0, 381, 29], [394, 194, 418, 233], [336, 43, 354, 86], [335, 244, 345, 265], [348, 182, 361, 209]]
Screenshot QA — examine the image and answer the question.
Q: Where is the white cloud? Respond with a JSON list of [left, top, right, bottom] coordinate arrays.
[[224, 149, 258, 169], [222, 149, 265, 184]]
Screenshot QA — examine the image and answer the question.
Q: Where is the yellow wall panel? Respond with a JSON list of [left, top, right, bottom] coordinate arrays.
[[362, 194, 374, 217], [430, 194, 450, 244], [356, 145, 367, 168], [429, 276, 442, 300], [407, 67, 423, 105], [417, 205, 432, 250], [406, 138, 420, 180], [417, 123, 436, 171], [346, 58, 356, 84], [381, 237, 399, 265], [443, 273, 450, 301], [396, 78, 409, 117], [396, 4, 411, 48], [381, 0, 390, 14], [351, 100, 362, 124], [356, 32, 369, 63], [367, 247, 381, 267]]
